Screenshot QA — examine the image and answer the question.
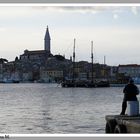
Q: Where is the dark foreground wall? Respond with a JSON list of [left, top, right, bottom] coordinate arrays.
[[7, 137, 140, 140]]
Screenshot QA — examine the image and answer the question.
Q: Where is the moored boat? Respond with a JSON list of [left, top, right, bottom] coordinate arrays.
[[61, 40, 110, 88], [61, 80, 109, 88], [96, 80, 110, 87]]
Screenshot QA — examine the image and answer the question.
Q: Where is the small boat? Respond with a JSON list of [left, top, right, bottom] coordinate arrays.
[[3, 79, 13, 83]]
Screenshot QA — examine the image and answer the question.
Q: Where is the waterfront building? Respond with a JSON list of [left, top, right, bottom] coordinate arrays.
[[22, 72, 33, 82], [46, 70, 63, 82], [88, 63, 111, 80], [118, 64, 140, 83], [78, 72, 88, 80], [110, 66, 118, 78], [40, 55, 71, 82], [68, 61, 111, 81], [40, 67, 63, 83], [73, 61, 89, 80], [118, 64, 140, 78]]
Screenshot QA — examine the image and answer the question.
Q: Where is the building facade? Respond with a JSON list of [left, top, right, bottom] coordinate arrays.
[[118, 64, 140, 78], [20, 50, 51, 62]]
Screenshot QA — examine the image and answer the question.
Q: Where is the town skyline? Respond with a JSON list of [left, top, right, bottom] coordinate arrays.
[[0, 5, 140, 66]]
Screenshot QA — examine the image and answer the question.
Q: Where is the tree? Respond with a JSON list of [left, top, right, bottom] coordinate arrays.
[[54, 55, 65, 61], [0, 58, 8, 64], [15, 56, 18, 61]]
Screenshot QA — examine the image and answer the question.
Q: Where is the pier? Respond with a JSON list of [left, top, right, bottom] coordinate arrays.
[[105, 115, 140, 133]]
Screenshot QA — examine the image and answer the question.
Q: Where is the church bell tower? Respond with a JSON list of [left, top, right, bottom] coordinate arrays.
[[44, 26, 51, 53]]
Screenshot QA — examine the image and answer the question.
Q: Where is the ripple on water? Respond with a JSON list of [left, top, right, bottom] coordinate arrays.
[[26, 128, 33, 131], [0, 84, 123, 133], [1, 123, 6, 126], [74, 125, 95, 129], [21, 125, 26, 128], [46, 117, 53, 120]]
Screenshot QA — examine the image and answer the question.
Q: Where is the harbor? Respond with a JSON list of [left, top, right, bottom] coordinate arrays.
[[0, 26, 138, 86], [1, 5, 140, 135]]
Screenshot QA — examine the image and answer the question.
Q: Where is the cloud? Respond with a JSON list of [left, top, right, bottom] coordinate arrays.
[[113, 14, 119, 20], [0, 6, 106, 20], [0, 7, 34, 19], [32, 5, 121, 14], [0, 6, 138, 20], [33, 6, 106, 11], [31, 6, 111, 14], [131, 6, 138, 15]]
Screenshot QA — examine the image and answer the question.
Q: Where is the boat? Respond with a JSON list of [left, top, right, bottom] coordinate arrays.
[[61, 79, 110, 88], [96, 80, 110, 87], [61, 80, 96, 88], [3, 76, 20, 83], [61, 80, 75, 87], [3, 79, 13, 83], [61, 40, 110, 88], [13, 80, 20, 83]]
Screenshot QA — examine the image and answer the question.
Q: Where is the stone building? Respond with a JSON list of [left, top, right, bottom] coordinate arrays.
[[40, 67, 63, 83], [20, 50, 52, 63], [20, 26, 52, 63], [18, 26, 53, 82], [72, 62, 111, 81], [40, 55, 72, 82]]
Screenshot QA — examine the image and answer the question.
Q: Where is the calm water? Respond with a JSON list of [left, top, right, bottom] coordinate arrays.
[[0, 83, 139, 134]]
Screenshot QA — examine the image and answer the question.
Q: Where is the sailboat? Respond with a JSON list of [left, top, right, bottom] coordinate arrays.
[[61, 40, 110, 88], [61, 39, 94, 88], [61, 39, 76, 87], [61, 38, 89, 87]]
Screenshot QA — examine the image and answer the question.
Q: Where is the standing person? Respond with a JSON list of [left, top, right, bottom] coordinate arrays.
[[120, 79, 139, 115]]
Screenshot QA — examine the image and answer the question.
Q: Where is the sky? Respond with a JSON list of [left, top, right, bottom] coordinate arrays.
[[0, 5, 140, 66]]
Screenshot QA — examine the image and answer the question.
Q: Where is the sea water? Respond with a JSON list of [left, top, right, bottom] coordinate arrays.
[[0, 83, 138, 134]]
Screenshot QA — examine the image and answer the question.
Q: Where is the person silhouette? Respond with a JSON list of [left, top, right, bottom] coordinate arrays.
[[120, 79, 139, 115]]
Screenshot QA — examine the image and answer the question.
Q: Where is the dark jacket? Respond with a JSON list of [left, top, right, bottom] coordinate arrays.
[[123, 83, 139, 101]]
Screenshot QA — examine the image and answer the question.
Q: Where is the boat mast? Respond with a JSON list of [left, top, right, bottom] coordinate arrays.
[[104, 55, 106, 78], [91, 41, 94, 83], [104, 55, 106, 65], [72, 38, 76, 82]]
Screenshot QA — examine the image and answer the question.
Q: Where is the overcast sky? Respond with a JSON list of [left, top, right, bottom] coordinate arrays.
[[0, 5, 140, 66]]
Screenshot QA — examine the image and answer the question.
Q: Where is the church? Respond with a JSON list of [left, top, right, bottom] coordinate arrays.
[[20, 26, 52, 62]]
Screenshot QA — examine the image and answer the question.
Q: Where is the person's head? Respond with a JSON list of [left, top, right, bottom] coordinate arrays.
[[129, 79, 134, 84]]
